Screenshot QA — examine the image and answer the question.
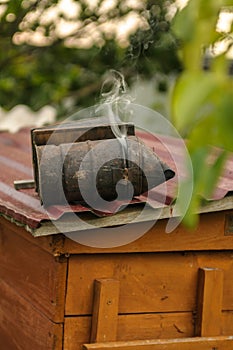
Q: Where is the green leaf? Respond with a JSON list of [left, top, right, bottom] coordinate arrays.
[[179, 147, 227, 228], [172, 71, 218, 133], [172, 3, 195, 42], [216, 91, 233, 152], [202, 150, 227, 198]]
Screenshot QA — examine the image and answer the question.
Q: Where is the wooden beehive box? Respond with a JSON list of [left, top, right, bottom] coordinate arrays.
[[0, 128, 233, 350], [1, 208, 233, 350]]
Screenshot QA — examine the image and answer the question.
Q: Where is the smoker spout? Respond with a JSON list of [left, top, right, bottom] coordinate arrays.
[[163, 167, 176, 181]]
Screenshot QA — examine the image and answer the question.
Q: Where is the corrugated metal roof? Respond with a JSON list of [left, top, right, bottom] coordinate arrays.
[[0, 127, 232, 232]]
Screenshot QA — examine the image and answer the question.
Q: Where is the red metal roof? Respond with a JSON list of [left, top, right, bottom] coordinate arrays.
[[0, 128, 232, 230]]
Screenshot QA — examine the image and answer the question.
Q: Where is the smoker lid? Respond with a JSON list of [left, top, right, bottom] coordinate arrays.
[[0, 127, 232, 236]]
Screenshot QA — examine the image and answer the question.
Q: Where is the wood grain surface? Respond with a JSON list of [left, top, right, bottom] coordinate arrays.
[[195, 267, 223, 336], [83, 336, 233, 350], [91, 279, 120, 342], [61, 211, 233, 255], [65, 252, 233, 316], [64, 312, 194, 350], [0, 217, 67, 322], [0, 279, 63, 350]]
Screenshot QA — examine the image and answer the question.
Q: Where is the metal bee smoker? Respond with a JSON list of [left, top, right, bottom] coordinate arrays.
[[16, 118, 175, 207]]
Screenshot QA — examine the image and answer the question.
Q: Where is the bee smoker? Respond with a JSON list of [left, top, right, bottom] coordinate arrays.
[[29, 118, 175, 206]]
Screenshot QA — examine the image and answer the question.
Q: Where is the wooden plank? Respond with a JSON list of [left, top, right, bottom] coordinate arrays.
[[83, 336, 233, 350], [91, 279, 120, 342], [0, 279, 63, 350], [60, 211, 233, 255], [0, 218, 67, 322], [66, 252, 233, 316], [64, 311, 233, 350], [31, 197, 233, 238], [64, 312, 194, 350], [196, 254, 233, 311], [64, 315, 91, 350], [12, 209, 233, 256], [2, 206, 232, 257], [66, 253, 197, 315], [13, 208, 232, 256], [116, 313, 194, 341], [0, 216, 65, 256], [195, 267, 223, 336], [222, 311, 233, 335]]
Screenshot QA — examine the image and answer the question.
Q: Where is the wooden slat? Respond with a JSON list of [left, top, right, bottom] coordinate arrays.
[[66, 253, 197, 315], [0, 217, 67, 322], [64, 312, 194, 350], [223, 311, 233, 334], [195, 267, 223, 336], [60, 211, 233, 254], [0, 279, 63, 350], [117, 313, 194, 341], [0, 216, 65, 256], [83, 336, 233, 350], [91, 279, 120, 342], [11, 208, 232, 256], [66, 252, 233, 315], [64, 311, 233, 350]]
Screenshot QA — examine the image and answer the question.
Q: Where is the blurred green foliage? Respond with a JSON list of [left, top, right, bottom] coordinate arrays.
[[0, 0, 181, 116], [171, 0, 233, 226]]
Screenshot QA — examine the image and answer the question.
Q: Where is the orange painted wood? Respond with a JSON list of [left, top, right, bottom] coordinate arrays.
[[83, 336, 233, 350], [65, 252, 233, 316], [64, 316, 91, 350], [64, 311, 233, 350], [196, 254, 233, 311], [62, 211, 233, 254], [195, 267, 224, 336], [1, 212, 233, 350], [63, 312, 194, 350], [222, 311, 233, 335], [0, 216, 64, 256], [66, 253, 197, 315], [0, 217, 67, 322], [3, 210, 232, 256], [91, 279, 120, 342], [0, 279, 63, 350]]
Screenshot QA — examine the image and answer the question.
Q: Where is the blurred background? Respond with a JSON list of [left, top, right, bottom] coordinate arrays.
[[0, 0, 232, 122], [0, 0, 187, 124]]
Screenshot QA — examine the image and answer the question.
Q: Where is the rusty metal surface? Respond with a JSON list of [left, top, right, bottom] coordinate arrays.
[[31, 120, 135, 192], [0, 128, 232, 230], [36, 136, 174, 206]]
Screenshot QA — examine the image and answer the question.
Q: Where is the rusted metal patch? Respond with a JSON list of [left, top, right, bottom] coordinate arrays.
[[225, 213, 233, 235]]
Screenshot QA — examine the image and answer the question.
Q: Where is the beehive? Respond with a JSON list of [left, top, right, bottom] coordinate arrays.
[[0, 128, 233, 350]]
